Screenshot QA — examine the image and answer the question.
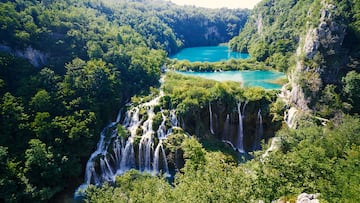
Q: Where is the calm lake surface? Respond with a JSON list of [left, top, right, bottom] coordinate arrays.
[[178, 70, 285, 89], [170, 46, 250, 62]]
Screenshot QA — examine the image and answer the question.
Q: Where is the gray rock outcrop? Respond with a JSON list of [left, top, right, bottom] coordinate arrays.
[[296, 193, 320, 203], [0, 44, 48, 67]]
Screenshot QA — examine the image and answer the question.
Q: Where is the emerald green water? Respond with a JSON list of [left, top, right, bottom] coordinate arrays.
[[178, 70, 285, 89], [170, 46, 284, 89], [170, 46, 250, 62]]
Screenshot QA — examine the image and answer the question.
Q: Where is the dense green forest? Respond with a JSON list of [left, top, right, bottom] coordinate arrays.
[[1, 0, 360, 202], [0, 0, 249, 201]]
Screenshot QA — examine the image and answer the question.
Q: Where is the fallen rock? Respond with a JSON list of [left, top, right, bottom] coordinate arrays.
[[297, 193, 320, 203]]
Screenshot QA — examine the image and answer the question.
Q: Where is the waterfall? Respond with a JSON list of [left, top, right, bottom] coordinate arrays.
[[166, 110, 178, 135], [90, 165, 100, 185], [222, 114, 230, 141], [221, 114, 236, 150], [122, 111, 131, 128], [253, 109, 263, 151], [113, 137, 123, 169], [139, 107, 155, 172], [237, 102, 245, 153], [284, 107, 298, 129], [100, 157, 115, 182], [157, 112, 167, 139], [76, 92, 177, 198], [242, 100, 248, 117], [209, 102, 215, 134], [139, 136, 153, 172], [153, 140, 169, 175], [170, 109, 178, 127], [118, 138, 135, 174], [80, 109, 121, 188], [129, 108, 140, 137]]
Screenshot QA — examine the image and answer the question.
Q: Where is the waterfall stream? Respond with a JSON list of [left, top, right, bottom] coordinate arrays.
[[153, 140, 169, 175], [76, 92, 177, 197], [237, 102, 245, 153], [222, 114, 236, 150], [253, 109, 263, 151], [209, 102, 215, 134], [76, 91, 268, 199]]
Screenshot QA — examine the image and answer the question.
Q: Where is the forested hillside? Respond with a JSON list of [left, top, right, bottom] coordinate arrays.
[[82, 0, 360, 202], [0, 0, 249, 202], [1, 0, 360, 202], [230, 0, 360, 117]]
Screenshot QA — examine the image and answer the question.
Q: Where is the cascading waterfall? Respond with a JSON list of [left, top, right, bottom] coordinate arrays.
[[75, 110, 122, 194], [118, 138, 135, 173], [237, 102, 245, 153], [222, 114, 230, 141], [253, 109, 263, 151], [157, 112, 167, 139], [153, 140, 169, 175], [209, 102, 215, 134], [139, 107, 155, 172], [220, 102, 266, 153], [242, 100, 248, 117], [222, 114, 236, 150], [170, 109, 178, 127], [100, 157, 115, 182], [76, 92, 176, 198]]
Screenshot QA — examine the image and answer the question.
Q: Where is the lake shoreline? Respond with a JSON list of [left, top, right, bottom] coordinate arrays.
[[173, 70, 286, 90], [169, 45, 250, 62]]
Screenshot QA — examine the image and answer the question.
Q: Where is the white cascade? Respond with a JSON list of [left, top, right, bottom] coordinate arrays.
[[77, 108, 122, 192], [209, 102, 215, 134], [118, 138, 135, 174], [222, 114, 230, 141], [157, 112, 167, 139], [242, 100, 248, 118], [237, 102, 245, 153], [167, 110, 178, 135], [77, 92, 178, 197], [153, 140, 169, 175], [100, 157, 115, 182], [170, 109, 178, 127], [253, 109, 263, 151], [138, 106, 155, 172]]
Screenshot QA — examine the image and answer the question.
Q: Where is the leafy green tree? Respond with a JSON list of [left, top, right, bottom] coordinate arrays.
[[0, 92, 29, 155], [30, 90, 51, 112], [342, 71, 360, 112], [0, 146, 26, 202], [181, 137, 206, 172], [24, 139, 62, 201], [85, 170, 173, 203]]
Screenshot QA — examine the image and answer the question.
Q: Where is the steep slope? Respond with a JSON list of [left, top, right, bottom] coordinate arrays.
[[0, 0, 249, 202], [230, 0, 360, 124]]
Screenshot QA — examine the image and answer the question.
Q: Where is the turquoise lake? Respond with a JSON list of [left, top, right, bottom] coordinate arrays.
[[178, 70, 285, 89], [170, 46, 250, 62]]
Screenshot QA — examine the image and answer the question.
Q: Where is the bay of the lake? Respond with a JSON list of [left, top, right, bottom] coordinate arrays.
[[178, 70, 285, 89], [170, 46, 250, 62]]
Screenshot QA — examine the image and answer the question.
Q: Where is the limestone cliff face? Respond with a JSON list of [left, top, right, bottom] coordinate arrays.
[[255, 13, 263, 35], [283, 1, 347, 126], [0, 44, 48, 67], [204, 26, 224, 42]]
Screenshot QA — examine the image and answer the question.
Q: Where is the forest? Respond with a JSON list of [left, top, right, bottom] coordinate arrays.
[[0, 0, 360, 202]]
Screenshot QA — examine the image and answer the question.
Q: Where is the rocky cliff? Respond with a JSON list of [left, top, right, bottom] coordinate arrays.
[[230, 0, 360, 127], [0, 44, 48, 68]]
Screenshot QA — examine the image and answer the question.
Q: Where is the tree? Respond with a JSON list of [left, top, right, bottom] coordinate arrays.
[[30, 90, 51, 112], [0, 92, 29, 155], [24, 139, 62, 201], [342, 71, 360, 112]]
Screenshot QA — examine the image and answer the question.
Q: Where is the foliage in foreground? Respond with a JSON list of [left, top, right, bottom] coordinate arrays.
[[84, 116, 360, 202]]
